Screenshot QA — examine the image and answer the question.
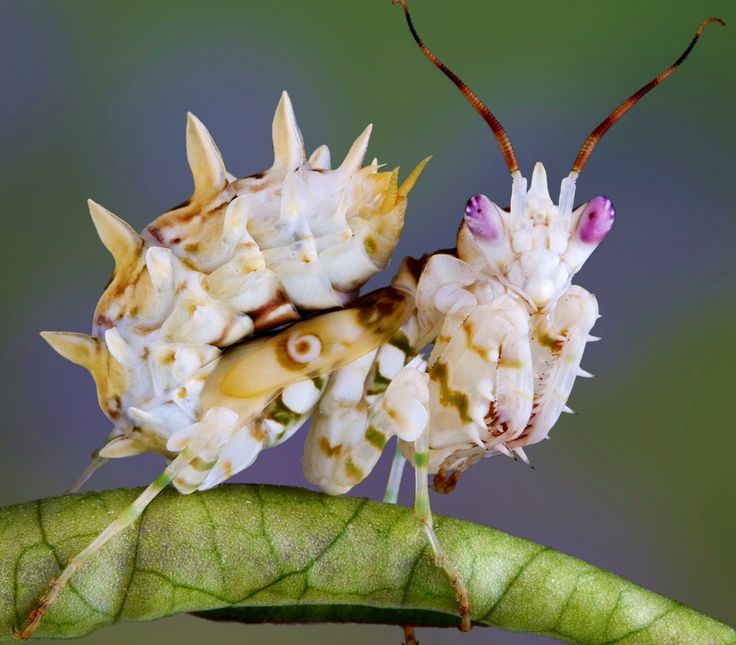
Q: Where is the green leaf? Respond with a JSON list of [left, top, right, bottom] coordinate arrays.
[[0, 485, 733, 643]]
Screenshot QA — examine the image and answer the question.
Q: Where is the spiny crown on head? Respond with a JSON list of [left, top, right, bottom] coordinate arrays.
[[460, 162, 614, 308], [393, 0, 723, 308]]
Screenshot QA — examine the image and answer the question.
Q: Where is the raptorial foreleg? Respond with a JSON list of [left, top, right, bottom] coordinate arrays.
[[508, 285, 599, 452], [426, 293, 534, 489]]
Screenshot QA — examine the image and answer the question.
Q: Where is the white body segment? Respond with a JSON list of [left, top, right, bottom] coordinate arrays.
[[42, 94, 429, 494]]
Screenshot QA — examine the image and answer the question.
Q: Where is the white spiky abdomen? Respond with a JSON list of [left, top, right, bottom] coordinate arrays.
[[45, 92, 427, 435]]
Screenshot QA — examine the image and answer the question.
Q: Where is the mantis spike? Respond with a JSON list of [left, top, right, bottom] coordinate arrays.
[[337, 124, 372, 175], [495, 443, 513, 458], [398, 155, 432, 197], [562, 405, 576, 415], [185, 112, 229, 201], [40, 331, 101, 372], [527, 161, 551, 203], [104, 328, 137, 367], [145, 247, 175, 293], [577, 368, 595, 379], [379, 167, 400, 213], [88, 199, 142, 269], [513, 447, 531, 466], [308, 144, 331, 170], [271, 91, 306, 172]]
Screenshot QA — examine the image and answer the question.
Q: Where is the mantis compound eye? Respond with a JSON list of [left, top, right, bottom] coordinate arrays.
[[577, 196, 615, 244], [464, 194, 503, 241]]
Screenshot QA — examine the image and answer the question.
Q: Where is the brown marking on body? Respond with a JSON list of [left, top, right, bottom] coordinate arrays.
[[251, 424, 266, 442], [357, 288, 407, 330], [294, 338, 314, 355], [134, 323, 162, 335], [319, 437, 342, 458], [485, 400, 499, 429], [95, 314, 114, 330], [110, 257, 146, 298], [499, 356, 523, 369], [214, 320, 236, 346], [537, 329, 567, 353], [433, 465, 461, 494], [107, 395, 122, 421], [223, 461, 233, 479], [177, 387, 187, 399], [429, 361, 471, 423], [498, 344, 523, 369], [252, 297, 300, 331], [462, 319, 490, 360], [245, 182, 269, 193], [275, 336, 306, 371], [147, 225, 165, 244], [364, 236, 377, 255], [345, 458, 364, 482]]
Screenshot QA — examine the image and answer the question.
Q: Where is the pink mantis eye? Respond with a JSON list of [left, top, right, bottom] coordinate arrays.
[[578, 195, 615, 244], [464, 194, 502, 241]]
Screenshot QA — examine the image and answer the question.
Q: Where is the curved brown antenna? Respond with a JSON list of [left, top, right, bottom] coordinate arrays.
[[571, 18, 725, 175], [392, 0, 519, 175]]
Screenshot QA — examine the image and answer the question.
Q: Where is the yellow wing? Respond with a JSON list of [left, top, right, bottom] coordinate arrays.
[[205, 287, 413, 400]]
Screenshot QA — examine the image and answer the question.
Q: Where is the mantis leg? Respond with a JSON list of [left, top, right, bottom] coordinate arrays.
[[383, 444, 407, 504], [67, 428, 124, 493], [68, 450, 109, 494], [374, 358, 472, 631], [15, 445, 198, 640], [411, 425, 471, 632], [16, 406, 238, 640]]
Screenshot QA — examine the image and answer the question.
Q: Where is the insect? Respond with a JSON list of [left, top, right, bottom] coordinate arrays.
[[15, 1, 723, 639]]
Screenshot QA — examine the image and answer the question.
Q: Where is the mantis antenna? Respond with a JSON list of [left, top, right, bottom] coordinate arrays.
[[571, 17, 725, 174], [392, 0, 520, 175]]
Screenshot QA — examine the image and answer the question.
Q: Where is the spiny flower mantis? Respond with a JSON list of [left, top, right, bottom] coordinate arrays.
[[15, 1, 723, 638]]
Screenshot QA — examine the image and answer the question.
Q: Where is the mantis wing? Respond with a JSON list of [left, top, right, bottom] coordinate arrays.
[[203, 286, 414, 402]]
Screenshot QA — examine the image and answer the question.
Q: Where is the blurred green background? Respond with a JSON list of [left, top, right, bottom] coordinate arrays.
[[0, 1, 734, 643]]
